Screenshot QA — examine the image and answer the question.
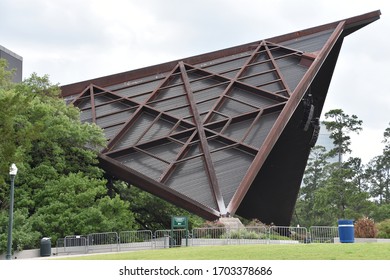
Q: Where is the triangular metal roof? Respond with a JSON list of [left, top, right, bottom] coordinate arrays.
[[61, 11, 381, 225]]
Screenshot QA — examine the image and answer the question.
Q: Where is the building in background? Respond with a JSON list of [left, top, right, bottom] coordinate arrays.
[[316, 123, 339, 163], [0, 45, 23, 83]]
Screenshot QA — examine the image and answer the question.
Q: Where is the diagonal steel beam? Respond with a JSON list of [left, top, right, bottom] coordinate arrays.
[[179, 61, 227, 215], [264, 44, 294, 97], [88, 84, 97, 124]]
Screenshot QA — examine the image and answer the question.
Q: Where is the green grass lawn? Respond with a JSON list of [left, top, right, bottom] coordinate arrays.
[[59, 243, 390, 260]]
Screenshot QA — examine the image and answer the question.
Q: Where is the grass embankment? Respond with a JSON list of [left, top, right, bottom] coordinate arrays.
[[60, 243, 390, 260]]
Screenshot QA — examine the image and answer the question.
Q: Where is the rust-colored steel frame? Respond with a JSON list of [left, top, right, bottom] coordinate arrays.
[[61, 11, 381, 224], [227, 21, 346, 214]]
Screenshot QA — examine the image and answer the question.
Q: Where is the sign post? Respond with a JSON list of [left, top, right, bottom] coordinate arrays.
[[171, 216, 188, 247]]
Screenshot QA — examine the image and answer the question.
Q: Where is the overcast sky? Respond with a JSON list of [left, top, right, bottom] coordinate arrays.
[[1, 0, 389, 163]]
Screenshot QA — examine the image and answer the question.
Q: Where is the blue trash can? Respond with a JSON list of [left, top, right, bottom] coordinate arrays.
[[338, 220, 354, 243]]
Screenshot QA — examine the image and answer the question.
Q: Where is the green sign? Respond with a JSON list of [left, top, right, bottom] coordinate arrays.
[[172, 216, 188, 228], [171, 216, 189, 247]]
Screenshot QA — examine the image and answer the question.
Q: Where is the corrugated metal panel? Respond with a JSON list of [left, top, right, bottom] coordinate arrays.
[[103, 124, 124, 140], [259, 81, 285, 93], [186, 143, 202, 158], [282, 29, 334, 52], [144, 141, 182, 163], [170, 131, 195, 145], [189, 76, 226, 92], [94, 94, 118, 105], [154, 84, 186, 100], [201, 56, 250, 74], [269, 48, 294, 59], [193, 84, 228, 101], [95, 101, 136, 117], [166, 73, 183, 86], [229, 86, 278, 108], [211, 147, 254, 206], [76, 98, 91, 110], [275, 56, 308, 92], [113, 112, 155, 149], [148, 95, 188, 111], [140, 117, 176, 143], [244, 111, 280, 148], [105, 73, 167, 91], [186, 70, 207, 81], [116, 150, 168, 181], [220, 69, 240, 78], [166, 106, 193, 121], [196, 98, 219, 115], [218, 97, 258, 117], [196, 51, 251, 69], [251, 50, 270, 63], [222, 118, 254, 141], [207, 138, 226, 151], [80, 109, 92, 122], [166, 157, 217, 210], [131, 93, 153, 103], [239, 71, 279, 88], [96, 110, 134, 128], [243, 61, 273, 76], [208, 112, 228, 123], [112, 79, 163, 98]]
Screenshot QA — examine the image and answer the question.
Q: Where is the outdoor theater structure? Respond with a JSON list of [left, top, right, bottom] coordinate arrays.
[[61, 11, 381, 225]]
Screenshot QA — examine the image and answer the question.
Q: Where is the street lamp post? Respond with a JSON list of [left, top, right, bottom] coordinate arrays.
[[5, 163, 18, 260]]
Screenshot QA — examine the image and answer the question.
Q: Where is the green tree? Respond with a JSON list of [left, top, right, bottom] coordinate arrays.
[[323, 109, 363, 163], [0, 209, 39, 253], [30, 173, 135, 241], [0, 59, 14, 90], [296, 109, 372, 226], [349, 157, 370, 193], [313, 159, 373, 223], [294, 146, 330, 226], [0, 62, 137, 253], [365, 123, 390, 222], [366, 155, 390, 204], [110, 180, 204, 231]]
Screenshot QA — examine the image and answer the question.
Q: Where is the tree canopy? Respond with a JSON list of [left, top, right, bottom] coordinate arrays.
[[0, 60, 137, 253], [294, 111, 390, 227]]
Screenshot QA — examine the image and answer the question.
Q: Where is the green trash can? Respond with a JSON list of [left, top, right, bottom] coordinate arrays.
[[338, 220, 355, 243], [40, 237, 51, 257]]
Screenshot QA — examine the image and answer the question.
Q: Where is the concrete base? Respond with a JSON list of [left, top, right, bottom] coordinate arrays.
[[0, 249, 41, 260], [218, 217, 245, 230], [334, 238, 390, 243]]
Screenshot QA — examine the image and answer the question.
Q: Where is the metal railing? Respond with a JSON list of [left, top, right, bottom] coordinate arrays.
[[55, 235, 88, 255], [155, 229, 189, 249], [309, 226, 339, 243], [191, 226, 270, 246], [53, 226, 343, 255], [87, 232, 119, 253], [119, 230, 153, 251], [269, 226, 308, 244]]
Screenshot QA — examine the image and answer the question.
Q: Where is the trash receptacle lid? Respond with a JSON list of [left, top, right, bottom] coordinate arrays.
[[338, 219, 354, 225]]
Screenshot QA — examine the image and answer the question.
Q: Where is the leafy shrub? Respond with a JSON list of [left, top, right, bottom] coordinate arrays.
[[228, 229, 261, 239], [377, 219, 390, 239], [268, 233, 291, 240], [201, 220, 225, 228], [246, 219, 267, 227], [354, 217, 378, 238]]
